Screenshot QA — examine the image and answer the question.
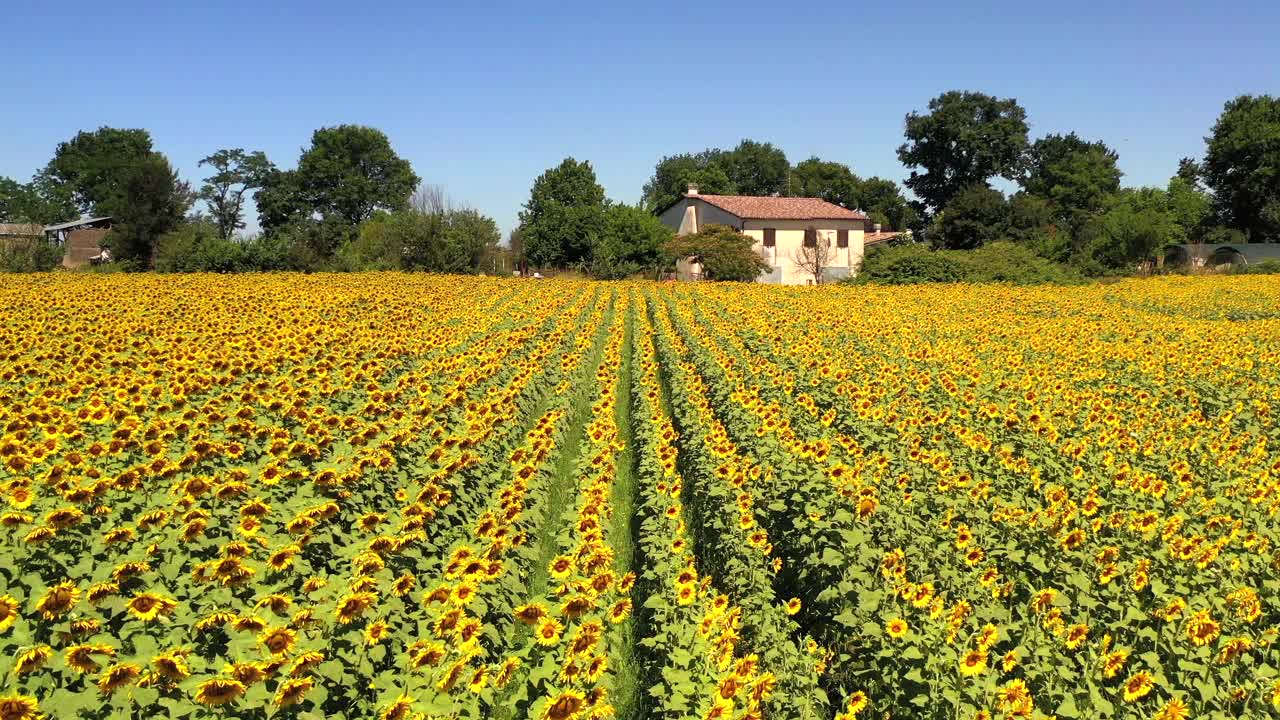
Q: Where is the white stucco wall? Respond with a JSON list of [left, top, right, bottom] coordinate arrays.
[[742, 219, 865, 285]]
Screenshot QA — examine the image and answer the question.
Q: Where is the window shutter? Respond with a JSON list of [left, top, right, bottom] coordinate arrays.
[[763, 228, 776, 247], [837, 229, 849, 248]]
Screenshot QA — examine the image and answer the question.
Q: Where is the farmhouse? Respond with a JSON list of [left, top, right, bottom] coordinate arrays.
[[44, 216, 112, 268], [659, 185, 869, 284]]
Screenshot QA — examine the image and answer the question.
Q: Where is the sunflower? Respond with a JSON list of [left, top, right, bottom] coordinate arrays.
[[258, 626, 296, 655], [224, 662, 268, 685], [381, 694, 415, 720], [535, 617, 565, 646], [0, 694, 40, 720], [959, 650, 987, 677], [1101, 648, 1130, 679], [0, 595, 18, 632], [1185, 610, 1221, 647], [539, 689, 585, 720], [334, 591, 377, 624], [13, 646, 52, 675], [467, 666, 489, 694], [126, 592, 178, 622], [274, 677, 313, 708], [64, 644, 115, 674], [845, 690, 869, 716], [1064, 623, 1089, 650], [885, 618, 908, 639], [290, 651, 324, 677], [784, 598, 802, 615], [1153, 696, 1190, 720], [35, 581, 79, 620], [365, 620, 390, 645], [1122, 670, 1155, 703], [97, 662, 142, 693], [493, 656, 521, 688], [194, 678, 246, 706], [151, 650, 190, 680]]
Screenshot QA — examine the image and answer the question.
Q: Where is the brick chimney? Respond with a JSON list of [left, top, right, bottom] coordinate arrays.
[[687, 183, 699, 196]]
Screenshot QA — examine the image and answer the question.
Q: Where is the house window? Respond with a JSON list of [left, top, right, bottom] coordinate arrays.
[[837, 229, 848, 248], [763, 228, 775, 247], [803, 227, 818, 247]]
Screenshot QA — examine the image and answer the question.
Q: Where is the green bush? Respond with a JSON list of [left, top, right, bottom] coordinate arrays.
[[155, 222, 300, 272], [854, 244, 968, 284], [853, 241, 1081, 285], [663, 224, 769, 282], [0, 236, 63, 272]]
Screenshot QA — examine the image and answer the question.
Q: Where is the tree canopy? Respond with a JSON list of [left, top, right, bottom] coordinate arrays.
[[198, 149, 275, 239], [1022, 133, 1122, 229], [1202, 94, 1280, 242], [898, 91, 1030, 213], [293, 125, 420, 226], [38, 127, 156, 217], [663, 224, 769, 282], [103, 154, 194, 266], [519, 158, 607, 268]]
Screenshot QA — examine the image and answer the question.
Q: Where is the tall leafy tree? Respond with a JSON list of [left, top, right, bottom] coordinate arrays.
[[37, 127, 155, 216], [640, 151, 734, 212], [898, 91, 1030, 213], [1077, 188, 1182, 270], [256, 169, 310, 234], [198, 149, 275, 239], [519, 158, 606, 268], [932, 185, 1010, 250], [103, 154, 194, 266], [1022, 133, 1122, 229], [1202, 94, 1280, 242], [0, 178, 68, 223], [294, 125, 420, 226], [855, 177, 920, 231], [590, 203, 674, 278], [788, 158, 859, 207], [720, 139, 790, 197]]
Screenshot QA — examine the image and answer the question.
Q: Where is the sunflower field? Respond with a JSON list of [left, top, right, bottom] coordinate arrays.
[[1, 273, 1279, 720]]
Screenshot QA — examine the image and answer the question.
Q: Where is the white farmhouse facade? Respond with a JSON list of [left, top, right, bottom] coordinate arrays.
[[659, 186, 870, 284]]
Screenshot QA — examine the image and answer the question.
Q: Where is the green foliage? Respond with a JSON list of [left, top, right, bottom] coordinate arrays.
[[933, 185, 1010, 249], [197, 148, 275, 239], [0, 177, 69, 224], [588, 204, 674, 279], [719, 139, 790, 197], [856, 177, 920, 231], [662, 224, 768, 282], [256, 168, 310, 234], [1022, 133, 1122, 228], [1073, 188, 1185, 273], [342, 208, 500, 273], [154, 221, 297, 272], [0, 236, 62, 272], [519, 158, 606, 268], [102, 154, 194, 266], [38, 126, 155, 217], [856, 241, 1080, 285], [640, 151, 734, 213], [296, 125, 420, 226], [898, 91, 1030, 212], [1202, 94, 1280, 241], [788, 158, 860, 207]]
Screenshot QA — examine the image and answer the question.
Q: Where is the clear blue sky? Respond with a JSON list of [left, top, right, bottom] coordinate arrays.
[[4, 0, 1277, 236]]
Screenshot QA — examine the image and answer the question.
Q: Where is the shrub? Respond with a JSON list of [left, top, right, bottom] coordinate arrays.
[[155, 222, 300, 272], [0, 236, 62, 273], [854, 244, 968, 284], [663, 224, 769, 282], [1240, 259, 1280, 275], [854, 241, 1080, 285]]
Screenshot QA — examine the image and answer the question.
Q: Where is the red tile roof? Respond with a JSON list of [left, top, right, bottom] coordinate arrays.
[[864, 231, 905, 246], [691, 194, 868, 221]]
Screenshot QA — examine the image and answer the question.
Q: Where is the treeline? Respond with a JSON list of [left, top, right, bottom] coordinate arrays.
[[3, 91, 1277, 279], [890, 91, 1280, 276], [0, 125, 503, 273]]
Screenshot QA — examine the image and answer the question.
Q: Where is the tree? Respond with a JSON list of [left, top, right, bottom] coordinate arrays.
[[855, 177, 920, 231], [898, 91, 1030, 213], [1076, 188, 1182, 271], [590, 203, 674, 279], [1165, 175, 1212, 243], [640, 151, 734, 212], [256, 169, 310, 234], [1202, 95, 1280, 242], [103, 154, 194, 266], [932, 186, 1010, 250], [662, 224, 769, 282], [294, 125, 419, 226], [519, 158, 606, 268], [788, 158, 859, 207], [0, 178, 45, 222], [791, 226, 835, 284], [198, 149, 275, 239], [1022, 133, 1122, 229], [721, 140, 790, 197], [37, 127, 155, 216]]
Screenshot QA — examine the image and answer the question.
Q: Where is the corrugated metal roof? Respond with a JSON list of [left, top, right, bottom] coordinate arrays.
[[44, 216, 111, 232]]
